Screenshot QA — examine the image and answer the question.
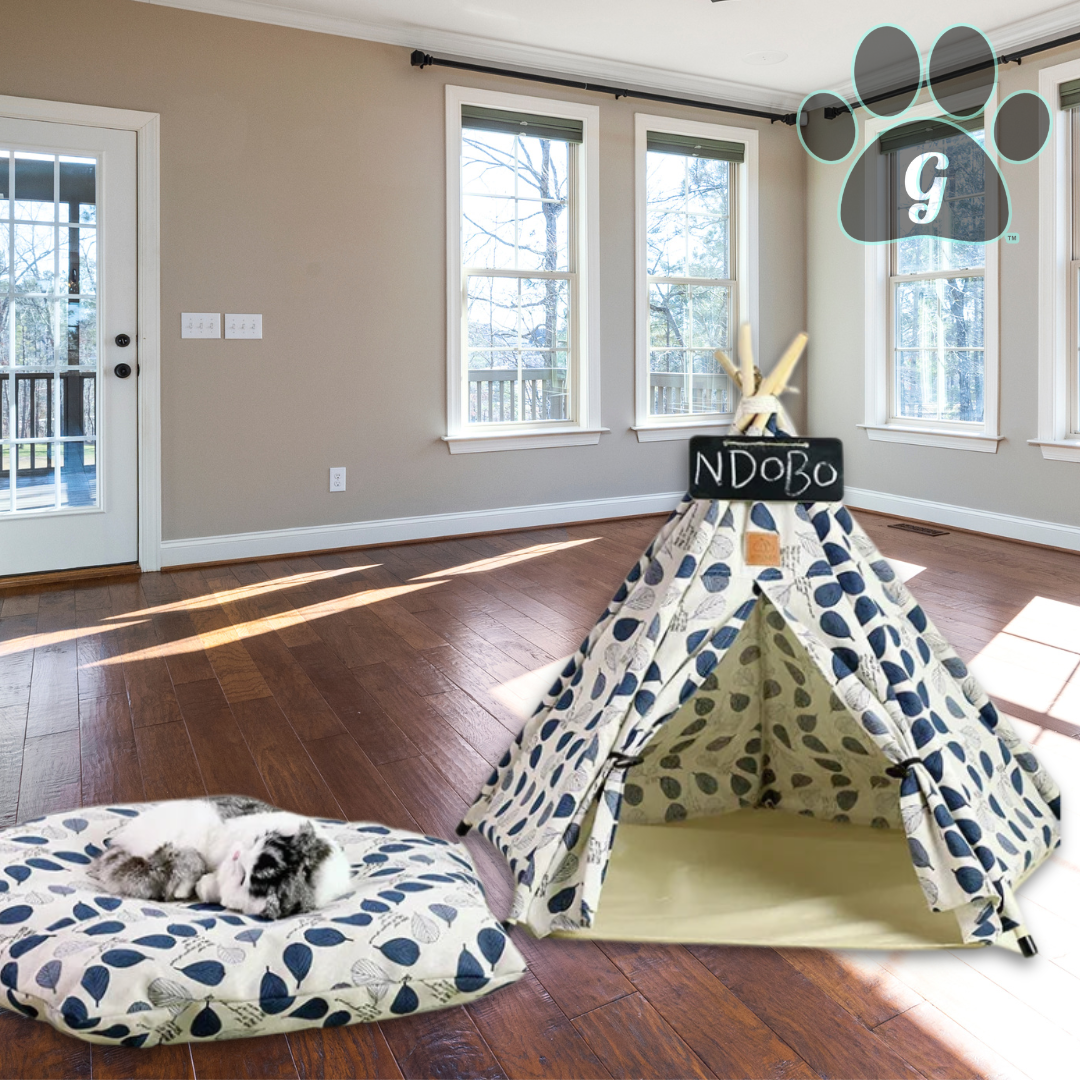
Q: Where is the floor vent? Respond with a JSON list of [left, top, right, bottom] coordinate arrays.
[[887, 522, 950, 537]]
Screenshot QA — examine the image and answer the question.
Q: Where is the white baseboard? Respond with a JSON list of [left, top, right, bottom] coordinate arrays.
[[845, 486, 1080, 553], [159, 490, 685, 567], [160, 485, 1080, 567]]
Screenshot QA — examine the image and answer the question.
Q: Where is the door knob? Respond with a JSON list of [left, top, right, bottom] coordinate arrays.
[[115, 333, 131, 347], [114, 363, 132, 379]]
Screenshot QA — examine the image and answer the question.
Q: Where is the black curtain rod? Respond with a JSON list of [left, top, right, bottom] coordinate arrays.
[[410, 50, 799, 125], [415, 27, 1080, 131]]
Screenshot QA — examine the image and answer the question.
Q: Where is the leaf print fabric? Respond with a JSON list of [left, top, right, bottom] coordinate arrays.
[[0, 807, 525, 1046], [463, 455, 1062, 950]]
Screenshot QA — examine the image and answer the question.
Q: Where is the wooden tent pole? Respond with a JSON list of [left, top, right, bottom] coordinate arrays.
[[734, 330, 808, 433], [714, 348, 741, 388]]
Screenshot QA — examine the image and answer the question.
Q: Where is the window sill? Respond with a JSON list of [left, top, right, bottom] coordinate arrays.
[[1028, 439, 1080, 462], [632, 420, 733, 443], [858, 424, 1003, 454], [443, 427, 609, 454]]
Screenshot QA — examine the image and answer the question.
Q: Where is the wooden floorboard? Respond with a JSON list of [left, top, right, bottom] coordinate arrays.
[[0, 514, 1074, 1078]]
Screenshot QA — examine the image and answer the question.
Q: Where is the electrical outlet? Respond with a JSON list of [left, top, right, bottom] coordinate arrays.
[[225, 313, 263, 339], [181, 313, 220, 338], [329, 467, 346, 492]]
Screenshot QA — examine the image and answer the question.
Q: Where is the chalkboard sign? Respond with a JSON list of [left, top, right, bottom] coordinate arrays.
[[689, 436, 844, 502]]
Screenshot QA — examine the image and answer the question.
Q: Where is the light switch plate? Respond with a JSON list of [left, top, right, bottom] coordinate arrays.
[[182, 313, 220, 338], [329, 467, 346, 492], [225, 313, 263, 339]]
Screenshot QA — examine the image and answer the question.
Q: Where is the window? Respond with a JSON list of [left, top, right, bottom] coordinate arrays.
[[861, 102, 1001, 453], [1035, 60, 1080, 461], [1065, 104, 1080, 443], [634, 115, 757, 441], [444, 87, 601, 453], [889, 131, 986, 426], [1, 150, 99, 513]]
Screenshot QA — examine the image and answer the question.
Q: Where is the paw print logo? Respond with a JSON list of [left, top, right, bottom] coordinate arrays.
[[796, 25, 1052, 245]]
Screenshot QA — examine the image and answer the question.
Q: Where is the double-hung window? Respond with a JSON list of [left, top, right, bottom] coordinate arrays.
[[445, 87, 601, 453], [1035, 66, 1080, 460], [634, 115, 757, 441], [862, 104, 1001, 452], [889, 125, 987, 426]]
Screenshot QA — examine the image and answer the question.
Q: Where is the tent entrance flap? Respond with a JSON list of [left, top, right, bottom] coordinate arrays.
[[566, 809, 972, 949], [621, 596, 905, 830]]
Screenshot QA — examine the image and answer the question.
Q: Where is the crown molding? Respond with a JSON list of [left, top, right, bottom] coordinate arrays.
[[130, 0, 802, 112], [825, 3, 1080, 102], [988, 2, 1080, 56]]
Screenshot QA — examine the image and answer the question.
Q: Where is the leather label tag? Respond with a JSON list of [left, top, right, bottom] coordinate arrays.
[[745, 532, 781, 567]]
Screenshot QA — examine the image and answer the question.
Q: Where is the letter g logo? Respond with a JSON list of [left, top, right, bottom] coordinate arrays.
[[906, 151, 949, 224]]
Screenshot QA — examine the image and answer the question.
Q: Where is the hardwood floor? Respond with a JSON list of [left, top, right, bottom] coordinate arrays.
[[0, 512, 1077, 1079]]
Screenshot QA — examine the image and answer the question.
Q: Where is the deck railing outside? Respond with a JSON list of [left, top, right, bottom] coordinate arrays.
[[467, 369, 734, 424]]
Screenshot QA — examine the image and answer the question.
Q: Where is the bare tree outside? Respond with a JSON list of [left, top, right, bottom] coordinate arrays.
[[1, 152, 98, 511], [462, 127, 571, 424], [893, 131, 986, 423], [645, 149, 734, 416]]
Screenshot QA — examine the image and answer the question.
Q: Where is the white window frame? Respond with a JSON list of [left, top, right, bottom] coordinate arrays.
[[1034, 58, 1080, 462], [443, 85, 603, 454], [632, 113, 757, 442], [859, 96, 1003, 453]]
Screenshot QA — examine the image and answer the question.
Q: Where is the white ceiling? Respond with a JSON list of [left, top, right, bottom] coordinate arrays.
[[136, 0, 1080, 109]]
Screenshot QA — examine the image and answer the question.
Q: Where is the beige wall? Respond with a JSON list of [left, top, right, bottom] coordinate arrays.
[[1, 0, 807, 542], [808, 46, 1080, 530]]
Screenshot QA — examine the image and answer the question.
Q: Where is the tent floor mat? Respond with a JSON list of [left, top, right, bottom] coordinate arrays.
[[555, 808, 983, 951]]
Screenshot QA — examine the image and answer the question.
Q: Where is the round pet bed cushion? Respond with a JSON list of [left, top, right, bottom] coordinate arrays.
[[0, 803, 526, 1046]]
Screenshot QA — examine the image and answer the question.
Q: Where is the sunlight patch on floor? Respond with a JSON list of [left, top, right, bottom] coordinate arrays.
[[1004, 595, 1080, 654], [0, 620, 148, 659], [103, 564, 380, 620], [886, 557, 925, 582], [81, 581, 443, 667], [491, 656, 568, 718], [410, 538, 599, 580], [970, 596, 1080, 718]]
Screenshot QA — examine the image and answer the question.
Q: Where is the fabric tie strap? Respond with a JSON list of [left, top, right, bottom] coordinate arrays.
[[885, 757, 924, 779], [737, 395, 781, 415]]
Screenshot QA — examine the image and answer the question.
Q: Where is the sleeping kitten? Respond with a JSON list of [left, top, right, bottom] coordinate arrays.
[[91, 795, 352, 917]]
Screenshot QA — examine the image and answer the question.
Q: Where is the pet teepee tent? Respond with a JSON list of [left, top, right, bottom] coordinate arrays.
[[461, 329, 1061, 954]]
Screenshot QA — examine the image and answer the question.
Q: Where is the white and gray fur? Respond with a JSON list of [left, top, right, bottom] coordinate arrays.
[[91, 796, 352, 918]]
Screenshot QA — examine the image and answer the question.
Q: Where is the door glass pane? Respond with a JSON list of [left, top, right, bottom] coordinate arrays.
[[14, 298, 57, 366], [66, 298, 96, 365], [60, 441, 96, 508], [0, 224, 8, 291], [59, 372, 95, 437], [13, 154, 54, 220], [15, 444, 56, 510], [16, 374, 53, 438], [1, 148, 97, 514], [14, 224, 56, 292]]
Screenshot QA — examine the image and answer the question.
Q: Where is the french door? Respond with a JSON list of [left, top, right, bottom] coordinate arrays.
[[0, 117, 137, 576]]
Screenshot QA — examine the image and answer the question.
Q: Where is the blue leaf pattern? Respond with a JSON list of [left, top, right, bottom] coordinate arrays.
[[283, 943, 312, 987], [0, 804, 526, 1046], [460, 487, 1061, 951]]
